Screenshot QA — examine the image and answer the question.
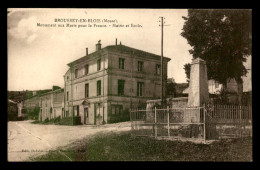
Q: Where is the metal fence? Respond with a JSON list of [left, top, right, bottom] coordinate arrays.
[[205, 104, 252, 139], [130, 104, 252, 143]]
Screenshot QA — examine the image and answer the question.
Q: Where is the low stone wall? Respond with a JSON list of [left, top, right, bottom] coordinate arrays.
[[146, 97, 201, 123], [146, 97, 188, 109]]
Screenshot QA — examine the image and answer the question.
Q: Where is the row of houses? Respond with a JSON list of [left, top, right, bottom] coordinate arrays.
[[18, 40, 171, 125]]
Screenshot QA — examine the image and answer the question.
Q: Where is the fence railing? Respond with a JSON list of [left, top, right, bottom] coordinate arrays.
[[130, 104, 252, 143], [131, 106, 207, 143]]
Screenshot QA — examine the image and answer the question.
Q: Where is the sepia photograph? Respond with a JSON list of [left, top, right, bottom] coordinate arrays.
[[7, 8, 252, 162]]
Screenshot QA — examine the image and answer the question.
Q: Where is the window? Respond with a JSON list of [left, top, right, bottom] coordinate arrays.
[[97, 80, 101, 96], [97, 59, 101, 71], [67, 76, 69, 81], [75, 69, 78, 78], [156, 64, 161, 75], [77, 106, 79, 116], [67, 91, 69, 101], [111, 105, 123, 115], [50, 107, 52, 113], [119, 58, 125, 69], [85, 83, 89, 98], [85, 108, 89, 117], [118, 80, 125, 96], [138, 61, 143, 72], [137, 82, 144, 96], [215, 81, 219, 88], [85, 64, 89, 75]]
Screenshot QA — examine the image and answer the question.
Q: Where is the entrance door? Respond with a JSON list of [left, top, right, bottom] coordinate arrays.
[[84, 108, 89, 124]]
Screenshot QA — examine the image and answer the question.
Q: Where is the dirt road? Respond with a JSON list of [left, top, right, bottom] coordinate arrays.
[[8, 120, 131, 162]]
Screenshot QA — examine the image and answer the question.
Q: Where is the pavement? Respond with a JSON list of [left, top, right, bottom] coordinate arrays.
[[8, 120, 131, 162]]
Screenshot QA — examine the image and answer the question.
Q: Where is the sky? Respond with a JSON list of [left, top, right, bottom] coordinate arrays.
[[7, 8, 251, 91]]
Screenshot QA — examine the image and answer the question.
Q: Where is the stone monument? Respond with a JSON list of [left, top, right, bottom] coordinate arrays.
[[187, 58, 209, 107]]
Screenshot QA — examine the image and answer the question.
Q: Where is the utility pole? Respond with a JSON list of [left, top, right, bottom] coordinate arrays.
[[161, 17, 164, 106], [159, 17, 170, 106]]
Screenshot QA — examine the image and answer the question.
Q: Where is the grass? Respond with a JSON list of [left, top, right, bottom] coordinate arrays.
[[31, 131, 252, 162]]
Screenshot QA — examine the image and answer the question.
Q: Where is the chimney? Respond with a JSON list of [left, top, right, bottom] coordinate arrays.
[[86, 48, 88, 56], [116, 38, 117, 45], [96, 40, 102, 51], [120, 41, 122, 45]]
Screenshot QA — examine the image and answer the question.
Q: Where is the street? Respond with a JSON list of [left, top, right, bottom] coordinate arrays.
[[8, 120, 131, 162]]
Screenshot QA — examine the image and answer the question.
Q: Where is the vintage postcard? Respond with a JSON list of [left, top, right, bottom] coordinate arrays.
[[7, 8, 252, 162]]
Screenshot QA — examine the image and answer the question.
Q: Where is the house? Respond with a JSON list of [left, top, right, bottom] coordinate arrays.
[[8, 99, 18, 121], [183, 78, 245, 104], [63, 40, 171, 125], [17, 86, 64, 121], [38, 88, 64, 121]]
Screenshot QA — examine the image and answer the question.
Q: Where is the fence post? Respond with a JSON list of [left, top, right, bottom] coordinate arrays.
[[130, 109, 133, 132], [203, 104, 206, 144], [155, 107, 157, 138], [167, 106, 170, 137], [239, 105, 242, 137]]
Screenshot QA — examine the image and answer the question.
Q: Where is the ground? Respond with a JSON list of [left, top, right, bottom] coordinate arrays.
[[8, 120, 130, 162], [32, 131, 252, 161], [8, 120, 252, 162]]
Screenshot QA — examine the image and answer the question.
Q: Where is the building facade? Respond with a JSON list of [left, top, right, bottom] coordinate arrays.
[[64, 40, 171, 125], [38, 88, 64, 121]]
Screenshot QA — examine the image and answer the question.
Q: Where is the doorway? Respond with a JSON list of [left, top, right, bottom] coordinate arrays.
[[84, 107, 89, 124]]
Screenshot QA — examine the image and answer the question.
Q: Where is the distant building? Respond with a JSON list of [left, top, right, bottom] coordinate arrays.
[[64, 40, 171, 125], [183, 78, 244, 104], [17, 86, 64, 121], [183, 78, 242, 95]]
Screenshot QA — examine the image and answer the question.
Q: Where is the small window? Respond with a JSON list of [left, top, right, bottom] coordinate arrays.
[[156, 64, 160, 75], [75, 69, 78, 78], [119, 58, 125, 69], [85, 64, 89, 75], [67, 91, 69, 101], [118, 80, 125, 96], [138, 61, 143, 72], [97, 80, 101, 96], [97, 59, 101, 71]]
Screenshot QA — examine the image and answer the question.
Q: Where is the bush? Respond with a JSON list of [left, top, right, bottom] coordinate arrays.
[[44, 118, 49, 123], [54, 116, 61, 123]]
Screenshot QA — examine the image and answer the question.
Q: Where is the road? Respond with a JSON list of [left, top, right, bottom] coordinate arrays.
[[8, 120, 131, 162]]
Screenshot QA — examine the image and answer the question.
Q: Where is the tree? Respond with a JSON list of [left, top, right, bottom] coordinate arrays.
[[166, 78, 177, 97], [184, 63, 191, 82], [181, 9, 252, 86]]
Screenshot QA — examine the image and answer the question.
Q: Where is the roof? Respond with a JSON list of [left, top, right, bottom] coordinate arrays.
[[67, 44, 171, 67], [24, 88, 64, 100]]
